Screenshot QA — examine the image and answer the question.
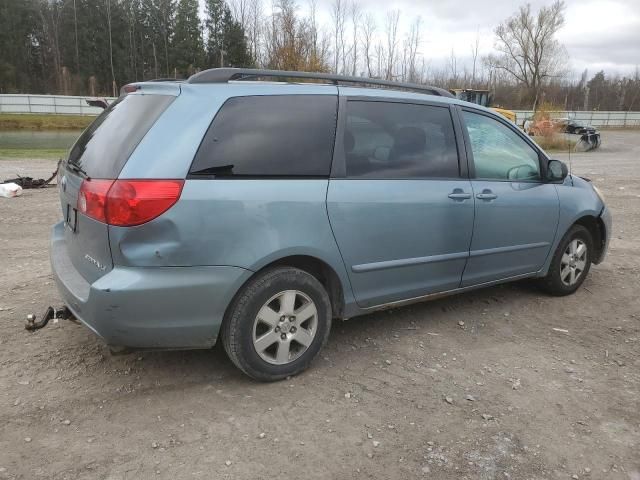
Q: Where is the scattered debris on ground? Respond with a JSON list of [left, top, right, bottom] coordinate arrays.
[[1, 159, 60, 190]]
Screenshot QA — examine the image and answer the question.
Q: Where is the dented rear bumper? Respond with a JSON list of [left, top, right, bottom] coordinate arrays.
[[50, 221, 252, 349]]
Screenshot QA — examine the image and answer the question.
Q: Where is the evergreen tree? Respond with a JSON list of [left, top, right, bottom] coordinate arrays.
[[204, 0, 225, 67], [0, 0, 42, 93], [222, 7, 252, 67], [172, 0, 204, 77], [204, 0, 251, 68], [142, 0, 175, 78]]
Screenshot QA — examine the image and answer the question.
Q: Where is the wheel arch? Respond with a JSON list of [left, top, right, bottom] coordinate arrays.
[[541, 211, 605, 276], [229, 253, 348, 320], [264, 255, 345, 318]]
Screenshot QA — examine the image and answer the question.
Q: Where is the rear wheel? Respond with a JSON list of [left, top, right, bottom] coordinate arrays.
[[221, 267, 332, 381], [539, 225, 592, 296]]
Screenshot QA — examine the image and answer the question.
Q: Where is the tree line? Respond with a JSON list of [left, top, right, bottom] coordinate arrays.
[[0, 0, 251, 96], [0, 0, 638, 111]]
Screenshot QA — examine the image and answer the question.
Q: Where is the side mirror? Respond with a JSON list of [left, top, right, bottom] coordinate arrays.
[[547, 159, 568, 182]]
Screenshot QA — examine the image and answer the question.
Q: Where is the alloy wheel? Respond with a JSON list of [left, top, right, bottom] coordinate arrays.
[[252, 290, 318, 365], [560, 239, 588, 286]]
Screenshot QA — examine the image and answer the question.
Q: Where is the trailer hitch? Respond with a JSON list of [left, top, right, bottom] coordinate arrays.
[[25, 306, 75, 331]]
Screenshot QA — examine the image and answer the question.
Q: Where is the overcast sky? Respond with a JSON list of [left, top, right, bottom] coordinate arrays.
[[206, 0, 640, 77]]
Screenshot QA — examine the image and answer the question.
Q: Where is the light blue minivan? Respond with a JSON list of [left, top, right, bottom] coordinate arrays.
[[51, 69, 611, 380]]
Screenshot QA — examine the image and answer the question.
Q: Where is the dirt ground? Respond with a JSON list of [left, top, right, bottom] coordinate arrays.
[[0, 130, 638, 480]]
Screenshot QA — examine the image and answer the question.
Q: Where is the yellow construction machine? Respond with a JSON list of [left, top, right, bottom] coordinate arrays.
[[449, 88, 517, 123]]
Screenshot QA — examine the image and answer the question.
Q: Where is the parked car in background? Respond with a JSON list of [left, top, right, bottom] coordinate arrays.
[[555, 118, 602, 150], [51, 69, 611, 381], [557, 118, 597, 135]]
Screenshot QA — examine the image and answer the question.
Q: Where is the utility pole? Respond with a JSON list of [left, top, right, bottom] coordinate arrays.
[[583, 85, 589, 111]]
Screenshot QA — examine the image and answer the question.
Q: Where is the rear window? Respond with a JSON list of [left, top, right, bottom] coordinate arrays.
[[189, 95, 337, 177], [67, 94, 175, 178]]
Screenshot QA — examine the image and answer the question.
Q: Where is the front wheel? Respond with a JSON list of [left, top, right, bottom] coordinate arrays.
[[221, 267, 332, 381], [538, 225, 593, 296]]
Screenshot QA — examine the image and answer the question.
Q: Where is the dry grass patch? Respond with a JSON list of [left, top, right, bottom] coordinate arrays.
[[532, 134, 577, 152], [0, 114, 94, 130]]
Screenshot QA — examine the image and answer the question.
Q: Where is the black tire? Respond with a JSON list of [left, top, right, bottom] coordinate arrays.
[[538, 225, 593, 296], [221, 267, 332, 381]]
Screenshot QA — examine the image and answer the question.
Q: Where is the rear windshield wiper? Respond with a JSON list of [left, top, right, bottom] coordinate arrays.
[[190, 165, 235, 176], [67, 162, 90, 180]]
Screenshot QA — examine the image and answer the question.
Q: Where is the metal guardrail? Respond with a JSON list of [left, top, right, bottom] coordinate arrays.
[[0, 94, 116, 116], [512, 110, 640, 128]]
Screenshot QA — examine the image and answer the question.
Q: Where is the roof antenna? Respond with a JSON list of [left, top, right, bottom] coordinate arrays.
[[567, 127, 573, 178]]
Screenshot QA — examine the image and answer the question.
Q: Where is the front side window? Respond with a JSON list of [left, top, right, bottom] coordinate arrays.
[[190, 95, 337, 177], [343, 101, 459, 179], [463, 111, 541, 181]]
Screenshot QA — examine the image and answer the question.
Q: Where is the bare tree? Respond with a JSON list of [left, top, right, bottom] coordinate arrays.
[[419, 56, 428, 84], [470, 27, 480, 85], [448, 49, 458, 85], [331, 0, 347, 73], [384, 9, 399, 80], [307, 0, 331, 69], [400, 37, 408, 81], [486, 0, 567, 109], [230, 0, 261, 64], [248, 0, 262, 64], [263, 0, 330, 72], [349, 1, 361, 76], [360, 13, 376, 77], [72, 0, 80, 74], [38, 1, 63, 91], [152, 42, 159, 78], [308, 0, 319, 58], [230, 0, 249, 27], [628, 66, 640, 111], [375, 40, 384, 78], [106, 0, 116, 95], [405, 16, 421, 83]]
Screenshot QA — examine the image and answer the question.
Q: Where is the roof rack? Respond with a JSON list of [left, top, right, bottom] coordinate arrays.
[[146, 78, 185, 83], [187, 68, 453, 98]]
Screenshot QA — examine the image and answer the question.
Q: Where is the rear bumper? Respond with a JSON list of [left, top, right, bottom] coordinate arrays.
[[595, 204, 612, 264], [50, 221, 252, 349]]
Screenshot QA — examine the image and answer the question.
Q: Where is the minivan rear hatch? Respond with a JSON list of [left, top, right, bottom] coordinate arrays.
[[59, 90, 177, 283]]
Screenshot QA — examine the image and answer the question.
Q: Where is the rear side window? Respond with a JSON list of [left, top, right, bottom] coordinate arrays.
[[67, 94, 175, 178], [190, 95, 337, 177], [343, 101, 459, 179]]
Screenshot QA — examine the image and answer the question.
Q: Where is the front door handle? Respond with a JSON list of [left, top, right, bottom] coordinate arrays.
[[476, 189, 498, 200], [448, 190, 472, 201]]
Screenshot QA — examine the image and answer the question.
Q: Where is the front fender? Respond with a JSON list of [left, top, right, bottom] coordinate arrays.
[[539, 176, 605, 275]]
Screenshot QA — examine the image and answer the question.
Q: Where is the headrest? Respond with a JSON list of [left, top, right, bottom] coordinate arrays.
[[393, 127, 426, 154]]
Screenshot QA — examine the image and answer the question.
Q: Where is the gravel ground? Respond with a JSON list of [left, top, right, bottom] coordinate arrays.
[[0, 130, 639, 480]]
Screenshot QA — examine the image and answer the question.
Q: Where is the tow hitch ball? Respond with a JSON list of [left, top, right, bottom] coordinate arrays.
[[25, 306, 74, 331]]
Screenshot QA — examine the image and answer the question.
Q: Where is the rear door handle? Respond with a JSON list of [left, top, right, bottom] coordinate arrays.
[[448, 191, 472, 201], [476, 189, 497, 200]]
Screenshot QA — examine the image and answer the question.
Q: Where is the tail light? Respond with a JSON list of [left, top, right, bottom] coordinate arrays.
[[78, 179, 113, 223], [78, 179, 184, 227]]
